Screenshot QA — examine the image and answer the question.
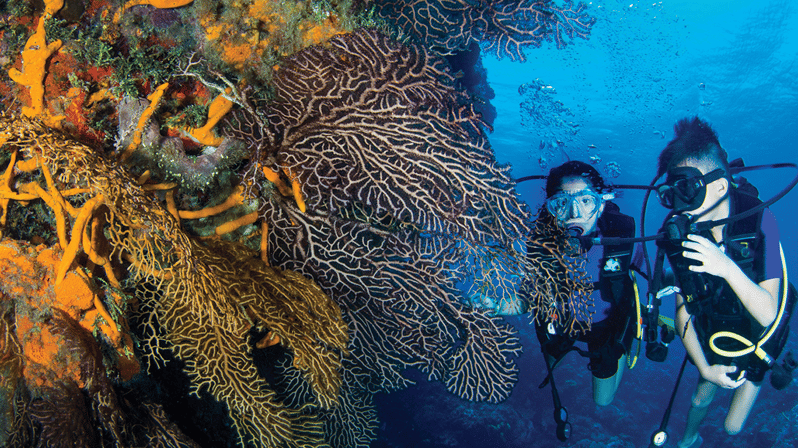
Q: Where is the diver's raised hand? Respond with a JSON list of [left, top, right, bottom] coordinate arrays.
[[700, 364, 746, 389], [681, 233, 734, 278]]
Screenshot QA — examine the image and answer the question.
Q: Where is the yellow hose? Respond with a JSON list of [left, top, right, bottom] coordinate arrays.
[[709, 243, 787, 364], [628, 271, 642, 369]]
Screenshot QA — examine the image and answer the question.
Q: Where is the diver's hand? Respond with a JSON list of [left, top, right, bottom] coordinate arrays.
[[700, 364, 746, 389], [467, 293, 498, 314], [467, 292, 526, 316], [681, 234, 734, 278]]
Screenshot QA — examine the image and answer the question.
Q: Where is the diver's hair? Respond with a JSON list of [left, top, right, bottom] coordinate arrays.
[[657, 116, 730, 177], [546, 160, 606, 198]]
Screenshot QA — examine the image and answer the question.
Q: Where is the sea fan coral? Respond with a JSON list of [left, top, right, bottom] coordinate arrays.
[[220, 29, 536, 444], [0, 0, 599, 445], [373, 0, 597, 60], [0, 114, 347, 447]]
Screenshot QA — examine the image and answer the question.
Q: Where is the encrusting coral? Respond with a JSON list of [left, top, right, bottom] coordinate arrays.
[[194, 0, 356, 82]]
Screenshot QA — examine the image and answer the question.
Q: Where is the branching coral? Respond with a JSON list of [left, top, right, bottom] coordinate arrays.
[[520, 211, 594, 336], [373, 0, 597, 60], [0, 114, 348, 447]]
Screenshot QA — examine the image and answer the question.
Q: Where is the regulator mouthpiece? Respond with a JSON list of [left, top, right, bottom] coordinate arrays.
[[567, 226, 583, 238]]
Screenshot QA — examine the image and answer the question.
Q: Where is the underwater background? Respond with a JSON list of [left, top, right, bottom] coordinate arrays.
[[0, 0, 795, 447], [376, 1, 798, 447]]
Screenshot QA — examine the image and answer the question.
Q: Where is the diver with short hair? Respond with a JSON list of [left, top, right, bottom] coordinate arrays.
[[655, 117, 784, 448]]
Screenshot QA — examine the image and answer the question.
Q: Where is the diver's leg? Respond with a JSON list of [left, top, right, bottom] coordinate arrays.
[[724, 380, 761, 435], [678, 380, 718, 448], [614, 354, 627, 390], [592, 354, 626, 406]]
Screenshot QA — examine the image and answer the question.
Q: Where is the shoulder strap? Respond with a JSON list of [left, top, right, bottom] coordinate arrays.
[[598, 204, 635, 304], [726, 187, 765, 281]]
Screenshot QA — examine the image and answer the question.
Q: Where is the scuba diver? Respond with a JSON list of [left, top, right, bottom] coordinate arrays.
[[654, 117, 787, 448], [471, 160, 644, 440], [531, 161, 640, 411]]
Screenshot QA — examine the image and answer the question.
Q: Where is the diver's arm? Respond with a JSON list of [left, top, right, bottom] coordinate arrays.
[[730, 275, 780, 328], [675, 293, 710, 373], [494, 292, 528, 315], [676, 293, 745, 388], [681, 234, 778, 327]]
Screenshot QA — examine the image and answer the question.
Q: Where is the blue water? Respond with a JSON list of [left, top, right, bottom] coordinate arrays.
[[375, 1, 798, 447]]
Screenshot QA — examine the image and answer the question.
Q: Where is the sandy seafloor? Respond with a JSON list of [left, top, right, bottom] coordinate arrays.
[[375, 1, 798, 447]]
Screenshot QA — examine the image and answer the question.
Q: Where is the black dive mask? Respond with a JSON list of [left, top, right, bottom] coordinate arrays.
[[657, 167, 725, 212]]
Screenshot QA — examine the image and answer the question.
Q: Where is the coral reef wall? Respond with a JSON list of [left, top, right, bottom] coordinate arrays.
[[0, 0, 596, 446]]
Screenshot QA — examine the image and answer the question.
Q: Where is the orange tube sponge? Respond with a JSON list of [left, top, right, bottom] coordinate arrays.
[[215, 210, 258, 235], [121, 82, 169, 161], [114, 0, 194, 23], [178, 185, 245, 219], [260, 221, 269, 265], [262, 166, 293, 197], [55, 194, 104, 286], [283, 167, 306, 213], [7, 18, 63, 124], [255, 331, 280, 349], [165, 188, 180, 224], [0, 150, 19, 233], [182, 88, 233, 146]]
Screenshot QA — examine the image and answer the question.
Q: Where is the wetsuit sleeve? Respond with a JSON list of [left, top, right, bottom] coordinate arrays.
[[761, 209, 782, 281]]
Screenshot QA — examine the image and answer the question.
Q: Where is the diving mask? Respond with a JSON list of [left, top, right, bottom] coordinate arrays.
[[546, 189, 612, 221], [657, 167, 725, 212]]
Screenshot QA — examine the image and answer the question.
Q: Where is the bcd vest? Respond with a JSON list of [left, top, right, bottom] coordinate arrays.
[[596, 202, 636, 309], [691, 186, 769, 355]]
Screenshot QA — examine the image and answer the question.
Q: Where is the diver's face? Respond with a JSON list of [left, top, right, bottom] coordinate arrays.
[[554, 176, 604, 235], [674, 161, 728, 222]]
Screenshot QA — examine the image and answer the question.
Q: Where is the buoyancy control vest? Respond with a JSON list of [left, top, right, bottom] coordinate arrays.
[[689, 184, 774, 359], [596, 202, 636, 309]]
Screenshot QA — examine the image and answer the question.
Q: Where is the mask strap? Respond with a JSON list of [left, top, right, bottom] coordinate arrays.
[[700, 168, 726, 186], [694, 162, 798, 232]]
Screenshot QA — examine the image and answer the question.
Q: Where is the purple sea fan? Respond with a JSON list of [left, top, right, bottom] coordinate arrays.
[[260, 29, 531, 246], [373, 0, 598, 61], [223, 30, 537, 445]]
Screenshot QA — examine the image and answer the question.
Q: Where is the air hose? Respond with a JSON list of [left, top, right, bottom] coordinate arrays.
[[627, 270, 642, 369], [708, 243, 789, 366]]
